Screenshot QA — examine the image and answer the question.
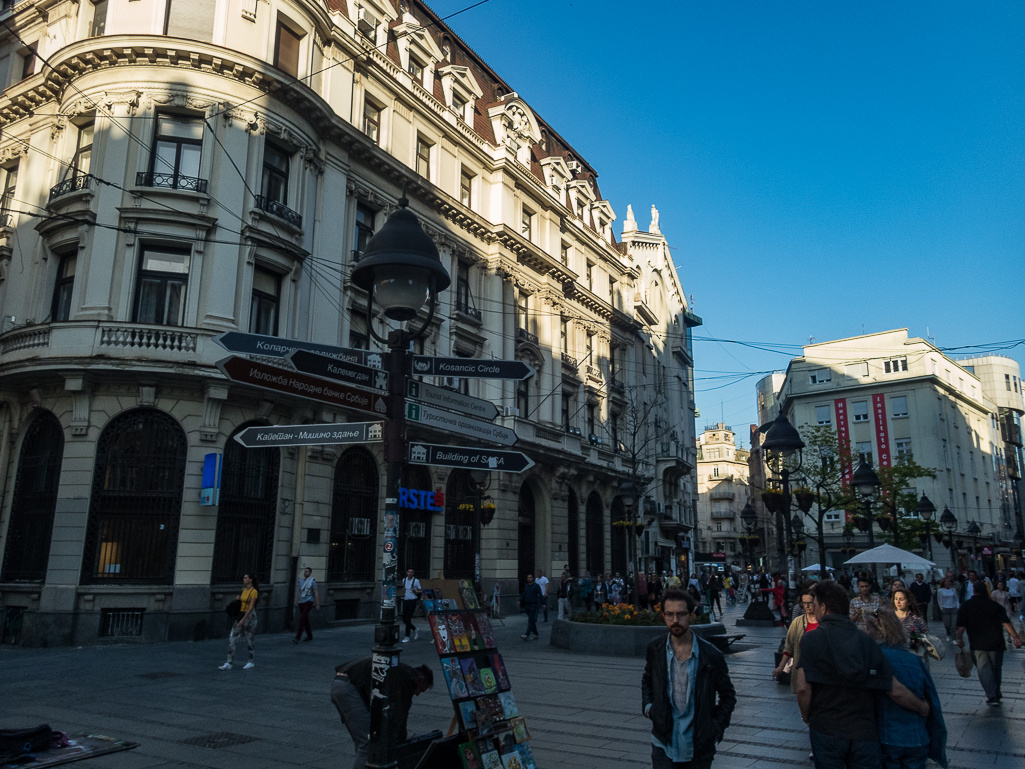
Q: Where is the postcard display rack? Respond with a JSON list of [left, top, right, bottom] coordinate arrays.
[[423, 579, 538, 769]]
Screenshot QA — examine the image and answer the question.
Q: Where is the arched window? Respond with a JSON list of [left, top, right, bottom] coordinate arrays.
[[400, 465, 432, 577], [566, 489, 579, 577], [518, 483, 536, 590], [328, 447, 378, 582], [82, 409, 186, 584], [610, 496, 627, 575], [1, 411, 65, 581], [444, 470, 476, 579], [585, 492, 604, 577], [212, 424, 280, 584]]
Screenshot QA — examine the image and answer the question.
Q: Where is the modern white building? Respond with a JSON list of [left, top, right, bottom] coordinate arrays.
[[754, 330, 1023, 576], [0, 0, 701, 645]]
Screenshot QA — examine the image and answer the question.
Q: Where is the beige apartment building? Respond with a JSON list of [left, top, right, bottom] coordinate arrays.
[[0, 0, 701, 645], [694, 423, 751, 573], [755, 329, 1023, 576]]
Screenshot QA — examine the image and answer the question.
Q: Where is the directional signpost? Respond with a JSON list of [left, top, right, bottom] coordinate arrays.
[[287, 349, 389, 392], [404, 401, 518, 446], [235, 421, 383, 448], [408, 442, 534, 473], [411, 356, 533, 380], [214, 331, 388, 369], [216, 356, 388, 417], [405, 380, 499, 421]]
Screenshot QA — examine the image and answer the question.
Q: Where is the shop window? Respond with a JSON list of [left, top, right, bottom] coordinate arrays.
[[444, 470, 476, 579], [249, 267, 281, 337], [82, 409, 187, 584], [567, 490, 579, 577], [51, 253, 76, 322], [328, 447, 378, 581], [212, 423, 280, 584], [585, 492, 604, 577], [1, 412, 65, 582], [274, 21, 303, 78], [134, 246, 189, 326]]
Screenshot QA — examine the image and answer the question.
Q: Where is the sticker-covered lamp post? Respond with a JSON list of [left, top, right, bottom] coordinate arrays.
[[350, 194, 450, 769]]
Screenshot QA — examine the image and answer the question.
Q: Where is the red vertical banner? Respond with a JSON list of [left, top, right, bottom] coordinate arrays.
[[872, 394, 891, 469], [834, 398, 852, 522], [835, 398, 851, 487]]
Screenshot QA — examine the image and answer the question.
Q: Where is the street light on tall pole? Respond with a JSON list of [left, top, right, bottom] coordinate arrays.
[[939, 506, 958, 572], [351, 194, 451, 769], [758, 412, 805, 614], [852, 460, 881, 581], [916, 493, 936, 565]]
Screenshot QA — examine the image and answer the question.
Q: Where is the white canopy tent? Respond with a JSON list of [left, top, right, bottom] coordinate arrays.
[[800, 564, 835, 573], [843, 544, 935, 570]]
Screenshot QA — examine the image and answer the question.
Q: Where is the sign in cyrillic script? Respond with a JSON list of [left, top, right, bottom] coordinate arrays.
[[406, 380, 499, 421], [405, 402, 518, 446], [213, 331, 388, 369], [217, 356, 388, 416], [410, 356, 534, 380], [408, 443, 534, 473], [287, 349, 388, 392], [234, 422, 383, 448]]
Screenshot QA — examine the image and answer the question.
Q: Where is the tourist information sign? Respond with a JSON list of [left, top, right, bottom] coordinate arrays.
[[235, 422, 383, 448], [287, 349, 388, 392], [404, 402, 517, 446], [213, 331, 387, 369], [411, 356, 533, 380], [405, 380, 499, 421], [217, 356, 388, 417], [408, 442, 534, 473]]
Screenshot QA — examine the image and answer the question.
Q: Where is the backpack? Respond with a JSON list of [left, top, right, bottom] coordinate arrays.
[[0, 725, 54, 760]]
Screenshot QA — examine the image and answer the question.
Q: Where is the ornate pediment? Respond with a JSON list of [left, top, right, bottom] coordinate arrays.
[[487, 95, 540, 165]]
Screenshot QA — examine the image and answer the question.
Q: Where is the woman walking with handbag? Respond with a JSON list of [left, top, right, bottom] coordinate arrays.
[[220, 573, 259, 670]]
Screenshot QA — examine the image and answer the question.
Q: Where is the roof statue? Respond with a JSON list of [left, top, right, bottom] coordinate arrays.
[[623, 204, 637, 233], [649, 205, 661, 234]]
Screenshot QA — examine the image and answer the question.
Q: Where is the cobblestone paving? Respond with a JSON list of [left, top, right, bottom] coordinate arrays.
[[2, 601, 1023, 768]]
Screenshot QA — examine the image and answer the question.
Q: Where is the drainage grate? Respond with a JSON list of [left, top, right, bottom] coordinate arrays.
[[136, 671, 184, 680], [182, 732, 258, 749], [99, 608, 144, 638]]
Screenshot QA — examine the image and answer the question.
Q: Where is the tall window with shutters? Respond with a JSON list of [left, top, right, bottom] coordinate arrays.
[[274, 21, 302, 78]]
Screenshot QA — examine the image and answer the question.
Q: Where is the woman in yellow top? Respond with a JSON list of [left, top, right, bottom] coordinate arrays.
[[220, 574, 259, 670]]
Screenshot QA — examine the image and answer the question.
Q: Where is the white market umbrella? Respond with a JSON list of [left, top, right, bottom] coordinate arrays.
[[801, 564, 835, 572], [843, 543, 934, 569]]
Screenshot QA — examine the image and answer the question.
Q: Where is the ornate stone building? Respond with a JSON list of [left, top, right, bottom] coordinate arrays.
[[0, 0, 700, 645], [694, 424, 750, 573]]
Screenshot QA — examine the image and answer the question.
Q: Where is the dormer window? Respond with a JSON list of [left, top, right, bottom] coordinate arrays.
[[408, 58, 424, 84], [452, 93, 467, 120]]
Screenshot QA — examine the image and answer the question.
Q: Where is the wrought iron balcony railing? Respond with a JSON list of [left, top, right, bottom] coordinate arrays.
[[135, 171, 208, 193], [48, 174, 93, 202], [455, 296, 482, 321], [254, 194, 303, 228]]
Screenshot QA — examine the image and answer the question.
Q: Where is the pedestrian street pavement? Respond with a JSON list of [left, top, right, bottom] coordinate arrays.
[[2, 600, 1024, 769]]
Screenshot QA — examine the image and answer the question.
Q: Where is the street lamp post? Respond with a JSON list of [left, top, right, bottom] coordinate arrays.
[[916, 493, 936, 565], [966, 521, 982, 572], [852, 461, 881, 581], [759, 413, 805, 617], [740, 501, 758, 575], [351, 195, 451, 769], [939, 506, 958, 572]]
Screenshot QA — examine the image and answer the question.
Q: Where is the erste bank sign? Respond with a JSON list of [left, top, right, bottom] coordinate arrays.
[[399, 486, 444, 511]]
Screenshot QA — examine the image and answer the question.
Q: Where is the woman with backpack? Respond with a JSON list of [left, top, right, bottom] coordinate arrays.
[[220, 573, 259, 670]]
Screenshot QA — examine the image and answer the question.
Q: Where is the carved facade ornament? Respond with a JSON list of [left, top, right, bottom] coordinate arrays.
[[0, 142, 29, 165], [50, 115, 67, 141], [148, 90, 214, 112], [221, 103, 261, 132], [103, 90, 142, 115], [345, 181, 389, 207], [302, 145, 325, 174]]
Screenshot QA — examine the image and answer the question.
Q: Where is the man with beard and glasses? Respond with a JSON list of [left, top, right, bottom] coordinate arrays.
[[641, 587, 736, 768]]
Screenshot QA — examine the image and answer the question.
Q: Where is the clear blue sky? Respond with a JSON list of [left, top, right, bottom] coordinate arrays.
[[439, 0, 1025, 441]]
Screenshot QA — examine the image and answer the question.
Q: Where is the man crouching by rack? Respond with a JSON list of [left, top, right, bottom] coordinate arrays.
[[331, 656, 434, 769]]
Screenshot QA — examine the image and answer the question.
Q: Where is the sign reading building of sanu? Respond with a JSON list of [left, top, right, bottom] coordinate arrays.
[[216, 356, 388, 417], [408, 443, 534, 473], [234, 422, 383, 448]]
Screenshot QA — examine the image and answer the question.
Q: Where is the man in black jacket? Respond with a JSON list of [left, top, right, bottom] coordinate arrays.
[[331, 657, 433, 769], [956, 586, 1022, 704], [641, 587, 736, 768]]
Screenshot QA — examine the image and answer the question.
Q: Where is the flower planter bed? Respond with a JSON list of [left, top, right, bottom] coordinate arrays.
[[550, 618, 728, 656]]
